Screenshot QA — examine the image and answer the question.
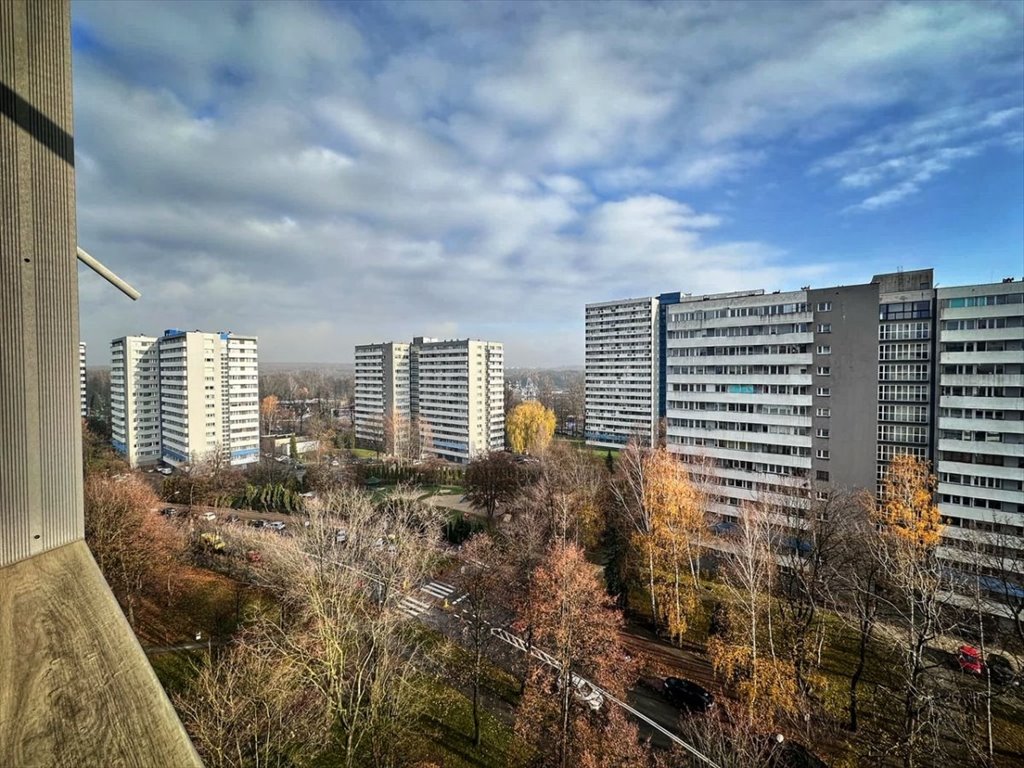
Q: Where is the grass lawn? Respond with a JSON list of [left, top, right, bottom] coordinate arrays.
[[411, 678, 525, 768], [150, 649, 206, 698], [555, 436, 620, 461], [348, 447, 379, 459], [408, 628, 526, 767]]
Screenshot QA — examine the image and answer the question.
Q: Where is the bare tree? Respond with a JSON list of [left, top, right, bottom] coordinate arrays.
[[175, 626, 331, 768], [610, 440, 658, 622], [195, 486, 447, 768], [84, 474, 186, 628]]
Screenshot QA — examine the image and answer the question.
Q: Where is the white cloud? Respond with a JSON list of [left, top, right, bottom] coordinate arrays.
[[71, 0, 1023, 364], [814, 100, 1024, 211]]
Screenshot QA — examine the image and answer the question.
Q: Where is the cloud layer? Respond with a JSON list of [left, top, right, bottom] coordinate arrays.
[[72, 1, 1024, 365]]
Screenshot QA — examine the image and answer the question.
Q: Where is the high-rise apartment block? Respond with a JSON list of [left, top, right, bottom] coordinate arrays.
[[354, 337, 504, 463], [585, 297, 660, 448], [587, 271, 1023, 611], [79, 341, 87, 417], [935, 282, 1024, 578], [111, 336, 161, 467], [110, 330, 259, 469]]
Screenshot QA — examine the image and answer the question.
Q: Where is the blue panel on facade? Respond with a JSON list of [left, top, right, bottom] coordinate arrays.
[[657, 292, 681, 418]]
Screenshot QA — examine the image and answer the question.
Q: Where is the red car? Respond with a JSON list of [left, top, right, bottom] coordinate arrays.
[[957, 645, 983, 675]]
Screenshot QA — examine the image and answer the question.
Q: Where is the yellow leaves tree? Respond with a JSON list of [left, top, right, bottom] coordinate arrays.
[[507, 400, 556, 455], [259, 394, 280, 434], [645, 449, 705, 641], [613, 443, 706, 641], [875, 454, 943, 552]]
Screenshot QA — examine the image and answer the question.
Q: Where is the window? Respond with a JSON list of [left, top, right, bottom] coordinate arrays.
[[817, 386, 831, 396], [817, 323, 832, 333], [880, 300, 932, 320], [816, 470, 830, 482], [816, 302, 832, 312], [816, 366, 831, 376], [816, 449, 830, 460], [816, 428, 830, 438], [817, 345, 831, 354]]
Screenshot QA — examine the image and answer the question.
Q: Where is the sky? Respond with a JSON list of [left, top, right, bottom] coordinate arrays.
[[72, 0, 1024, 367]]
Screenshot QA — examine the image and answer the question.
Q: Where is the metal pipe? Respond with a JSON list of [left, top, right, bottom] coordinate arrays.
[[76, 246, 140, 300]]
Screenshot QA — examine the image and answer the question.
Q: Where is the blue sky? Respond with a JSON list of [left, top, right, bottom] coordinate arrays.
[[72, 0, 1024, 366]]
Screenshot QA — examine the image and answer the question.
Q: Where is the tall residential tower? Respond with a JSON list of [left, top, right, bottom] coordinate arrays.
[[354, 337, 504, 463], [110, 330, 259, 468]]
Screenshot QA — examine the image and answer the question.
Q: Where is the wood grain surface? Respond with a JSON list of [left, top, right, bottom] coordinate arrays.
[[0, 541, 202, 767]]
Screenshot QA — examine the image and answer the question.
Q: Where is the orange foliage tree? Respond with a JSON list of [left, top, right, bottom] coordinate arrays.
[[875, 453, 943, 551], [514, 541, 647, 768]]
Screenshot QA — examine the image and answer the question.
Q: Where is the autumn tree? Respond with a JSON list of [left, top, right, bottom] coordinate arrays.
[[464, 450, 523, 524], [707, 496, 799, 728], [774, 487, 859, 701], [611, 442, 707, 637], [877, 453, 943, 550], [204, 487, 447, 768], [455, 534, 507, 746], [871, 454, 954, 768], [260, 393, 280, 434], [507, 400, 557, 455], [84, 474, 185, 627], [514, 541, 646, 768], [383, 410, 415, 463], [515, 440, 603, 548]]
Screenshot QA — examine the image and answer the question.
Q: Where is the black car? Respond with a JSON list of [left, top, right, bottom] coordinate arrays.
[[663, 677, 714, 713], [988, 654, 1018, 686], [160, 507, 180, 517]]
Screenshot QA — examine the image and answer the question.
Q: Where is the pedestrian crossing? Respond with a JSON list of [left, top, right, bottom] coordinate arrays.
[[397, 595, 430, 619], [397, 581, 457, 619], [420, 581, 455, 600]]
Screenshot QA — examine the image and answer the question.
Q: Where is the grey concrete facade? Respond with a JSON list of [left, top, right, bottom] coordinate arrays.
[[807, 283, 879, 494]]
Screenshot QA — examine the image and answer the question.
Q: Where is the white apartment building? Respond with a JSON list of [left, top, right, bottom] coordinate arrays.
[[110, 336, 161, 467], [585, 297, 660, 448], [111, 330, 259, 469], [222, 333, 260, 465], [418, 339, 504, 462], [936, 281, 1024, 602], [354, 342, 411, 453], [354, 337, 504, 463], [663, 290, 816, 521], [79, 341, 87, 417]]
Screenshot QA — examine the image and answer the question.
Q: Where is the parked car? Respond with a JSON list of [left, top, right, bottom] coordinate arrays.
[[156, 466, 173, 475], [957, 645, 984, 675], [267, 521, 286, 532], [201, 512, 217, 521], [160, 507, 179, 517], [987, 654, 1018, 686], [663, 677, 715, 713], [247, 519, 265, 528], [335, 529, 348, 544]]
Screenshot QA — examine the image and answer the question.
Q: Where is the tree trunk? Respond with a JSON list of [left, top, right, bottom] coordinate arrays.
[[848, 617, 871, 732], [472, 646, 482, 747], [647, 542, 657, 623]]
